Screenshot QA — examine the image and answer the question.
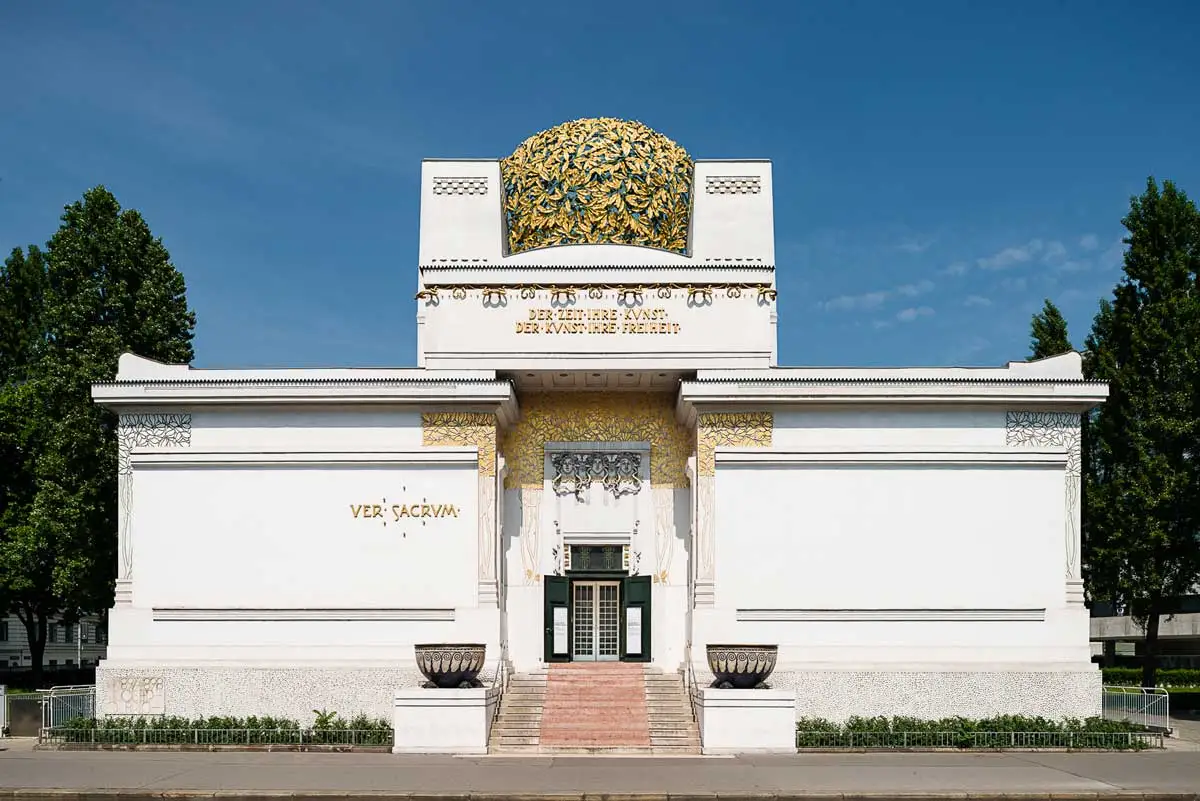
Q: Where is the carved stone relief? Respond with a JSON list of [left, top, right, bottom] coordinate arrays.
[[102, 675, 166, 716], [550, 451, 642, 500]]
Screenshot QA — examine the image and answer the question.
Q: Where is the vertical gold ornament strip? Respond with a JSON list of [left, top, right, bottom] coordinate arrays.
[[694, 412, 773, 606], [422, 412, 499, 605]]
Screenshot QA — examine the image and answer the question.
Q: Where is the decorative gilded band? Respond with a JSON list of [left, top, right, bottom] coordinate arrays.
[[697, 412, 773, 476], [422, 412, 497, 477]]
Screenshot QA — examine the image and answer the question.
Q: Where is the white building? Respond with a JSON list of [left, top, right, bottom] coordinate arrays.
[[0, 615, 107, 671], [90, 118, 1105, 730]]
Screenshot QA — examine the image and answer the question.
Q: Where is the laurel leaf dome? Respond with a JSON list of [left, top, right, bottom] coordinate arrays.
[[500, 118, 693, 255]]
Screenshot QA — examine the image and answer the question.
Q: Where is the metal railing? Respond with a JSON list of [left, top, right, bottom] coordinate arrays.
[[796, 730, 1162, 750], [1102, 685, 1171, 732], [683, 640, 701, 730], [489, 643, 509, 728], [40, 727, 394, 746], [41, 684, 95, 729]]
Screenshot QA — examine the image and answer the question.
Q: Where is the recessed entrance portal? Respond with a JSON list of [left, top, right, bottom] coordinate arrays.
[[572, 581, 620, 661]]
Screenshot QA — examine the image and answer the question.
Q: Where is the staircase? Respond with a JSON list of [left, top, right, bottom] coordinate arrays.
[[489, 663, 700, 754]]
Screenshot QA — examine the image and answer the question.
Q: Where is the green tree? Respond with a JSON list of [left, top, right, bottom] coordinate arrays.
[[1029, 298, 1073, 359], [0, 187, 195, 679], [1083, 178, 1200, 687]]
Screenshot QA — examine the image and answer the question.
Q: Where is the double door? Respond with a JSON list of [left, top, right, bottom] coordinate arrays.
[[543, 574, 651, 662], [571, 581, 620, 661]]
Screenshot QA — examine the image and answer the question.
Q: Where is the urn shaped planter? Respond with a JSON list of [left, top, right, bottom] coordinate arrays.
[[414, 644, 487, 688], [706, 644, 778, 689]]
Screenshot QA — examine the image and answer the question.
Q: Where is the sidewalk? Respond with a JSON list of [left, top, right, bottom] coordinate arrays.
[[3, 739, 1200, 798]]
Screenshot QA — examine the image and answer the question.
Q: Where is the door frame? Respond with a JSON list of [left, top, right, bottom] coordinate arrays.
[[570, 579, 622, 662]]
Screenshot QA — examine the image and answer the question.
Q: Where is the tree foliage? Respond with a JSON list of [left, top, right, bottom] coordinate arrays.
[[0, 187, 195, 677], [1029, 298, 1073, 359], [1083, 177, 1200, 687]]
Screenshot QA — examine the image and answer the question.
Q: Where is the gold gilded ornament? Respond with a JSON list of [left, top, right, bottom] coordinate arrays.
[[422, 413, 497, 477], [500, 393, 691, 489], [501, 118, 693, 255], [696, 412, 772, 476]]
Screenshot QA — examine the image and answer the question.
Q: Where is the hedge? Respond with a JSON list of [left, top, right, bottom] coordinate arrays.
[[46, 710, 392, 746], [1102, 667, 1200, 686], [795, 715, 1155, 750]]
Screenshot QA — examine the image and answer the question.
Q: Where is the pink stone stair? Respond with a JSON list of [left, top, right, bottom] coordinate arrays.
[[488, 663, 700, 754]]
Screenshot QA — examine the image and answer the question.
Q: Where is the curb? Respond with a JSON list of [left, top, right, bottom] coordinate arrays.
[[2, 794, 1199, 801]]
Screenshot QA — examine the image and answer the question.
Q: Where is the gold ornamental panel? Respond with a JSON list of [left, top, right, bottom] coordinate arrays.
[[422, 412, 497, 477], [696, 412, 772, 476], [500, 392, 691, 489]]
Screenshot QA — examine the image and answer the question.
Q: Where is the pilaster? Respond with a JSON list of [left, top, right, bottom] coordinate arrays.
[[1005, 411, 1085, 606], [116, 413, 192, 605], [422, 412, 500, 607], [693, 412, 772, 606]]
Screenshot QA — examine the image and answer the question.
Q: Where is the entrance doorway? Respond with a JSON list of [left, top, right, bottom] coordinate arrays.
[[572, 581, 620, 661]]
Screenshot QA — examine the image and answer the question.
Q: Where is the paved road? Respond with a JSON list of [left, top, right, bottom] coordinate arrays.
[[3, 739, 1200, 795]]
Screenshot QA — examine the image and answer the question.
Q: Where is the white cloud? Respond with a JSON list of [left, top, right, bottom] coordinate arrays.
[[940, 261, 969, 276], [1001, 277, 1028, 292], [823, 278, 935, 312], [1057, 259, 1091, 273], [872, 319, 893, 330], [823, 291, 889, 312], [895, 279, 935, 297], [964, 295, 992, 307], [978, 239, 1044, 270], [1041, 240, 1068, 264], [1101, 239, 1126, 270], [1079, 234, 1099, 251], [896, 306, 935, 323], [898, 237, 935, 254]]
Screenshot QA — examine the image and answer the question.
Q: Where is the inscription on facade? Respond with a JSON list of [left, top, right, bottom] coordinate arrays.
[[515, 307, 680, 335], [350, 498, 460, 536]]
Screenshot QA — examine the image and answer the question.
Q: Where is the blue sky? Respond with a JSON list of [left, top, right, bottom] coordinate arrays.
[[2, 0, 1197, 369]]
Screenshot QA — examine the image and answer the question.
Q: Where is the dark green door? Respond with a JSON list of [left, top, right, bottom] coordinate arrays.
[[544, 575, 570, 662], [621, 575, 652, 662]]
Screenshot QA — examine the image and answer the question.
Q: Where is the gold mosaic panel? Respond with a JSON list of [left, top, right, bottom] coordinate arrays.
[[421, 412, 497, 476], [500, 392, 691, 489], [696, 412, 772, 476]]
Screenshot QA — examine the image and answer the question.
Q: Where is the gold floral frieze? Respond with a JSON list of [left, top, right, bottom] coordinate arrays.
[[499, 392, 691, 489], [414, 284, 776, 302], [696, 412, 773, 476], [500, 118, 693, 255], [421, 412, 497, 477]]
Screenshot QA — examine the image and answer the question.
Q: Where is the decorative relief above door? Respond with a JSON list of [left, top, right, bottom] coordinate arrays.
[[550, 451, 643, 499]]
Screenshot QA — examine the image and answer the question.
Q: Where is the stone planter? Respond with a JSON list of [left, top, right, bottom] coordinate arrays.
[[414, 644, 486, 688], [706, 644, 778, 689]]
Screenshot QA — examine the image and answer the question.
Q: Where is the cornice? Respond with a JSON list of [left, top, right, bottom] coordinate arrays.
[[92, 379, 520, 427]]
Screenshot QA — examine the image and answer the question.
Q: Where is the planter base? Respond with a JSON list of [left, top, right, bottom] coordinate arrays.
[[697, 687, 796, 755], [392, 687, 499, 754]]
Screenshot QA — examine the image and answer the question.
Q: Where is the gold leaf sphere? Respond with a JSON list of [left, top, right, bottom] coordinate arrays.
[[500, 118, 694, 255]]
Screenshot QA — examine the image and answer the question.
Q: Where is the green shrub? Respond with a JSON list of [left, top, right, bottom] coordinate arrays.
[[795, 715, 1153, 750], [1102, 667, 1200, 687], [47, 712, 391, 746]]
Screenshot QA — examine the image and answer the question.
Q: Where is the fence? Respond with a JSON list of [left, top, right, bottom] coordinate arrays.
[[795, 729, 1163, 750], [1102, 685, 1170, 732], [40, 727, 394, 747], [42, 685, 95, 730]]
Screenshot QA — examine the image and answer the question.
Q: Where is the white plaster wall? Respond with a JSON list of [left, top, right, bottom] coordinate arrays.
[[772, 408, 1006, 451], [187, 409, 424, 452], [694, 460, 1089, 665], [419, 287, 774, 371], [135, 464, 476, 610]]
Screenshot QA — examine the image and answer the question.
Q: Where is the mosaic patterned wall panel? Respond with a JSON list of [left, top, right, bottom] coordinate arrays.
[[696, 412, 773, 476], [500, 392, 691, 489], [421, 412, 497, 476], [500, 118, 693, 255]]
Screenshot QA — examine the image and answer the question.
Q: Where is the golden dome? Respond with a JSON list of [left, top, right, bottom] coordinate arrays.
[[500, 117, 693, 255]]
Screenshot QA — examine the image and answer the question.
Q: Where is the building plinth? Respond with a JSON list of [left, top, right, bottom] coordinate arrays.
[[392, 687, 499, 754], [698, 687, 796, 754]]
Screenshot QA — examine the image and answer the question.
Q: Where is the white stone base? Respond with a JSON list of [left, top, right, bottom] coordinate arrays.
[[95, 665, 471, 723], [767, 667, 1102, 722], [392, 687, 499, 754], [698, 687, 797, 754]]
